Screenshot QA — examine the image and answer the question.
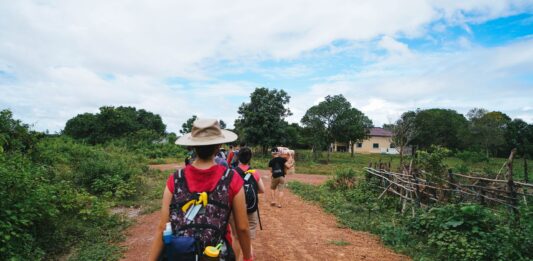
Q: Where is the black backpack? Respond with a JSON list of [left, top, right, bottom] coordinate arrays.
[[234, 167, 259, 214]]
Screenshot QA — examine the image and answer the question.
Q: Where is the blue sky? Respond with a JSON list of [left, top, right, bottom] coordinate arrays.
[[1, 1, 533, 133]]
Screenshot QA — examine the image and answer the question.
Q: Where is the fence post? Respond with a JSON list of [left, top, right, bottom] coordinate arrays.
[[506, 149, 519, 222], [524, 155, 529, 205], [478, 180, 486, 206], [447, 169, 455, 201], [411, 168, 421, 208], [367, 162, 372, 182]]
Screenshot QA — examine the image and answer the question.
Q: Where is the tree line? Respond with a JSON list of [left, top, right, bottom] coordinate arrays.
[[180, 87, 533, 162], [53, 87, 533, 163]]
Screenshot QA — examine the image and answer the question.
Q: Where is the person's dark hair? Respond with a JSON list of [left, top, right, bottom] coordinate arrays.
[[239, 142, 246, 147], [238, 147, 252, 164], [194, 145, 219, 160], [271, 147, 279, 153]]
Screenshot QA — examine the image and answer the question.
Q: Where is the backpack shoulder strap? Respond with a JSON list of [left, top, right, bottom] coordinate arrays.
[[234, 166, 245, 177], [172, 168, 186, 193]]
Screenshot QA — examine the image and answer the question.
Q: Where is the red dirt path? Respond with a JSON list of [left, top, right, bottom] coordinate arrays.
[[120, 164, 410, 261]]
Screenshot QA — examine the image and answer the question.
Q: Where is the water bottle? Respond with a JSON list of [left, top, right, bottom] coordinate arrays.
[[163, 222, 172, 244], [202, 243, 222, 261]]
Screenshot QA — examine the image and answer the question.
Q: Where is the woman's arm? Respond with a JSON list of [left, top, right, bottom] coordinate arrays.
[[232, 188, 252, 260], [257, 172, 266, 194], [148, 187, 172, 261]]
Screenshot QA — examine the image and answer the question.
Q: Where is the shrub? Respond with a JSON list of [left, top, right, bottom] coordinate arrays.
[[0, 153, 114, 260], [34, 137, 145, 199]]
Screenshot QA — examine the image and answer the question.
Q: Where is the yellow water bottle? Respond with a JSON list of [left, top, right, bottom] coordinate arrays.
[[202, 243, 222, 261]]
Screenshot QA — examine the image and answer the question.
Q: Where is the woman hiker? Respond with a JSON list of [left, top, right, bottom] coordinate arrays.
[[148, 118, 253, 261]]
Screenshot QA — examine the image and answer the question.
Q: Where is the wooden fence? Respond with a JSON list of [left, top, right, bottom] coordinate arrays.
[[365, 149, 532, 218]]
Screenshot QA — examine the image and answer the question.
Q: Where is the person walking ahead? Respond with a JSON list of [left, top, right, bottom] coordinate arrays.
[[148, 119, 253, 261], [230, 147, 265, 260], [268, 147, 292, 208]]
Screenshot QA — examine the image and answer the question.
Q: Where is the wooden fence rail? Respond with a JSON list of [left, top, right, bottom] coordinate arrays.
[[365, 150, 532, 218]]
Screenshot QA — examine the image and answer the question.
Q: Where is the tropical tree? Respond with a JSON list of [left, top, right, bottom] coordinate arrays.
[[411, 108, 469, 151], [393, 110, 417, 165], [236, 87, 292, 154], [301, 94, 372, 162], [467, 108, 511, 157], [334, 108, 372, 157], [180, 115, 198, 135], [64, 106, 166, 144]]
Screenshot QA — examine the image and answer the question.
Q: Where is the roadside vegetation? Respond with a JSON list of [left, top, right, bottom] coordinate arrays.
[[290, 165, 533, 261], [0, 108, 182, 260]]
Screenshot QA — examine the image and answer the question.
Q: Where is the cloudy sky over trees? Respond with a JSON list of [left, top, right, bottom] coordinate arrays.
[[1, 0, 532, 132]]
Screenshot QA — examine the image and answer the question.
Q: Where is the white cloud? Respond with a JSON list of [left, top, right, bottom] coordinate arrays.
[[1, 1, 532, 131], [286, 38, 533, 127]]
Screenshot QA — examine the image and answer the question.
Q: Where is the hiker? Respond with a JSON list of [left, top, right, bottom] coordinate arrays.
[[215, 146, 229, 168], [184, 146, 195, 166], [148, 119, 253, 261], [227, 143, 245, 168], [230, 147, 265, 260], [268, 147, 293, 208]]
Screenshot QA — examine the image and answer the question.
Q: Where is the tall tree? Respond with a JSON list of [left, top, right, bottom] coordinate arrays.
[[504, 119, 533, 157], [334, 108, 373, 157], [411, 108, 469, 150], [301, 94, 371, 163], [393, 110, 417, 165], [236, 87, 292, 154], [467, 108, 511, 157], [219, 120, 226, 130], [64, 106, 166, 144], [180, 115, 197, 135]]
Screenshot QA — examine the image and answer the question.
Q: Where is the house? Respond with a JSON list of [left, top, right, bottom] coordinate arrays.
[[333, 127, 398, 154]]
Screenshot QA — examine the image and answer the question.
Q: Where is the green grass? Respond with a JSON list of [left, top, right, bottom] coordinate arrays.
[[250, 149, 532, 181]]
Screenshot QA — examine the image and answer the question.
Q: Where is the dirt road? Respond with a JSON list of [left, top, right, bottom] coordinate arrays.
[[120, 164, 409, 261]]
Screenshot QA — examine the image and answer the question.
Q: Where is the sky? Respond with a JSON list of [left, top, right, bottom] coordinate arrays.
[[1, 0, 533, 133]]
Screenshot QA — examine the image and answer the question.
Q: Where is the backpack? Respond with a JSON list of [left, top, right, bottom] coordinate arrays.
[[165, 168, 235, 261], [234, 167, 259, 214]]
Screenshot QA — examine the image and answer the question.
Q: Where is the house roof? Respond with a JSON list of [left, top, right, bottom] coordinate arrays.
[[369, 127, 393, 137]]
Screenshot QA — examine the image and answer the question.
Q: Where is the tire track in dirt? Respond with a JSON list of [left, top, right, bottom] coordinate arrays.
[[120, 164, 410, 261]]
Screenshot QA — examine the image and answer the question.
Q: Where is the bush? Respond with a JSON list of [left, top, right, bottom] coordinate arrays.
[[34, 137, 145, 199], [0, 153, 116, 260], [291, 170, 533, 261]]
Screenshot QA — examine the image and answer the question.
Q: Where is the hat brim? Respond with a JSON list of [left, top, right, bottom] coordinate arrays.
[[175, 129, 238, 146]]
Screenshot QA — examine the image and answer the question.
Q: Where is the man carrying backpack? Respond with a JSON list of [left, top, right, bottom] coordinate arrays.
[[230, 147, 265, 260], [268, 147, 293, 208]]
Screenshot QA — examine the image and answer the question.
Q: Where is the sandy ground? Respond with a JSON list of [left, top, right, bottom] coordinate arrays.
[[120, 164, 410, 261]]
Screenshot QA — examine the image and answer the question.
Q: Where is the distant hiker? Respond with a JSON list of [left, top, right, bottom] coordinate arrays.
[[230, 147, 265, 260], [184, 146, 196, 166], [227, 143, 245, 168], [269, 147, 293, 208], [215, 147, 229, 168], [149, 119, 252, 261]]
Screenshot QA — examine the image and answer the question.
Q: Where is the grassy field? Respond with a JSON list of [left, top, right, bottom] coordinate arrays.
[[249, 149, 532, 181]]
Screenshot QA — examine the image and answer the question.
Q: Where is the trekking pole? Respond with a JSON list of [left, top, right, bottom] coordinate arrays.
[[257, 206, 263, 230]]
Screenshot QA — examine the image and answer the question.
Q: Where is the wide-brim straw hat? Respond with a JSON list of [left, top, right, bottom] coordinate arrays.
[[175, 118, 237, 146]]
